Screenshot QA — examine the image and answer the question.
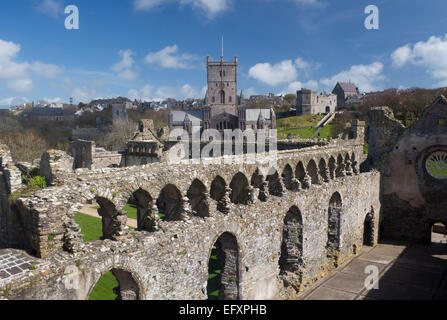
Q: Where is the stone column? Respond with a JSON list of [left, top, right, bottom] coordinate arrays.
[[300, 175, 311, 189], [258, 181, 269, 202], [345, 159, 352, 176], [217, 187, 232, 214], [180, 196, 193, 220]]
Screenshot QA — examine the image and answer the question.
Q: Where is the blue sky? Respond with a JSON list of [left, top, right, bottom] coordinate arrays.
[[0, 0, 447, 107]]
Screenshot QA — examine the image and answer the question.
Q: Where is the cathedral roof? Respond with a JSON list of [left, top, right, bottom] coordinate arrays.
[[170, 110, 203, 124], [245, 109, 272, 121]]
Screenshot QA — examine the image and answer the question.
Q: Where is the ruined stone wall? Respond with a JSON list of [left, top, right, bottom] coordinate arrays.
[[366, 97, 447, 242], [0, 140, 380, 300], [0, 144, 27, 250]]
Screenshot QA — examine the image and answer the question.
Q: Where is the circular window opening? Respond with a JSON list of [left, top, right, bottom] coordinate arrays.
[[425, 151, 447, 180]]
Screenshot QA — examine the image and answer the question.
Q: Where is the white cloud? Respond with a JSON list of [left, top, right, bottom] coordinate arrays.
[[133, 0, 230, 17], [391, 45, 412, 68], [248, 60, 297, 86], [128, 83, 200, 101], [111, 50, 138, 80], [145, 45, 198, 69], [30, 61, 62, 78], [128, 85, 153, 101], [155, 84, 200, 100], [7, 79, 33, 93], [292, 0, 324, 7], [320, 62, 385, 92], [180, 0, 230, 16], [0, 40, 32, 93], [285, 80, 319, 93], [36, 0, 63, 18], [0, 39, 64, 93], [72, 87, 99, 103], [0, 97, 29, 107], [391, 34, 447, 86]]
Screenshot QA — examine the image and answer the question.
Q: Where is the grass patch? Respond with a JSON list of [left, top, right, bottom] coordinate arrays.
[[278, 128, 315, 139], [88, 272, 119, 300], [74, 213, 102, 242], [123, 204, 137, 220], [277, 115, 323, 130], [278, 124, 339, 139], [363, 144, 369, 155], [207, 248, 221, 300]]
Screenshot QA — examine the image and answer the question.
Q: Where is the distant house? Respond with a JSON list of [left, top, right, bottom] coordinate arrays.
[[22, 107, 75, 122], [332, 82, 360, 106]]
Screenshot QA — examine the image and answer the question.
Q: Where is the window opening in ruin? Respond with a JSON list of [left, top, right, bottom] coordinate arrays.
[[207, 232, 239, 300], [89, 269, 139, 300], [279, 206, 303, 274]]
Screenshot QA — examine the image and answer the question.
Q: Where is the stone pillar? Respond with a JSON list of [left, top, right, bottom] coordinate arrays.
[[180, 196, 193, 220], [345, 159, 352, 176], [288, 177, 300, 191], [258, 181, 269, 202], [300, 175, 311, 189], [247, 185, 256, 205], [352, 159, 359, 174], [217, 187, 232, 214], [320, 167, 330, 183]]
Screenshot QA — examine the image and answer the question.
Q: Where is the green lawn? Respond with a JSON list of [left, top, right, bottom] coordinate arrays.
[[74, 212, 118, 300], [88, 272, 119, 300], [74, 212, 102, 242], [278, 128, 316, 139], [207, 248, 221, 300], [277, 115, 324, 130], [124, 204, 137, 220], [278, 124, 339, 139]]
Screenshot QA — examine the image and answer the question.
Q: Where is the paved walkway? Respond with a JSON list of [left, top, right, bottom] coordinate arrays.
[[79, 203, 138, 229], [0, 249, 41, 281], [299, 238, 447, 300]]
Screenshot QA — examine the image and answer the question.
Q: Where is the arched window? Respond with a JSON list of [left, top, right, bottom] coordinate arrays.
[[220, 90, 225, 104], [207, 232, 239, 300], [229, 96, 232, 103], [212, 97, 215, 103]]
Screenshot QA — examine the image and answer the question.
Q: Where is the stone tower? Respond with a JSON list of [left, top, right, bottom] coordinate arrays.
[[205, 56, 238, 118]]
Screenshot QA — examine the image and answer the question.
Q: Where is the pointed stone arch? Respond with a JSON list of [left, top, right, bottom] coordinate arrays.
[[88, 268, 141, 300], [282, 164, 298, 191], [306, 159, 319, 185], [327, 192, 342, 265], [318, 158, 329, 183], [295, 161, 309, 189], [335, 155, 345, 178], [96, 196, 127, 240], [229, 172, 250, 205], [328, 156, 336, 180], [207, 232, 240, 300], [267, 169, 284, 196], [131, 188, 156, 231], [156, 184, 184, 221], [279, 206, 303, 274], [210, 176, 230, 213], [187, 179, 210, 217]]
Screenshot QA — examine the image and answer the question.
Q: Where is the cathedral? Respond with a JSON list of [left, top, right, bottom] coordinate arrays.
[[169, 56, 276, 136]]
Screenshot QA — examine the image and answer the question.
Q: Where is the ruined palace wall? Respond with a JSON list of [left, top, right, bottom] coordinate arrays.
[[0, 172, 379, 300], [367, 97, 447, 242], [0, 140, 380, 300]]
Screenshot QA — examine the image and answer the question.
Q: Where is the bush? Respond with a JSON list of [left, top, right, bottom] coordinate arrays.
[[27, 176, 47, 189]]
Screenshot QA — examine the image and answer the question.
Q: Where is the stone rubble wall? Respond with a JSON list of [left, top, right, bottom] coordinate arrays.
[[0, 139, 381, 300]]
